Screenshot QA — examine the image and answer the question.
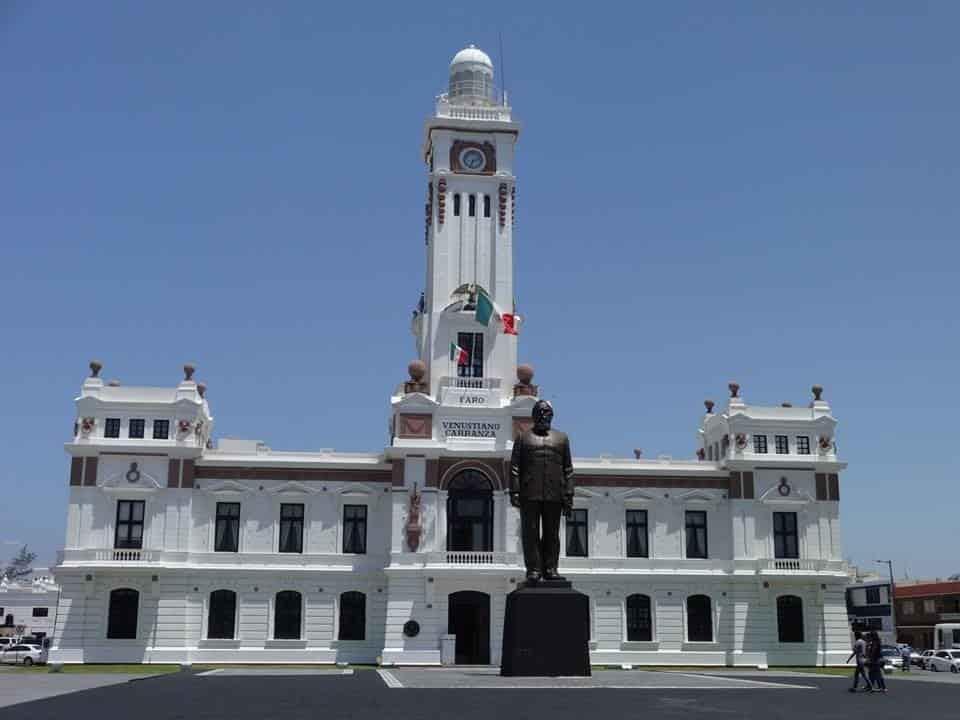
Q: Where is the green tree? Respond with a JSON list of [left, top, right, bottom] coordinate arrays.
[[3, 545, 37, 581]]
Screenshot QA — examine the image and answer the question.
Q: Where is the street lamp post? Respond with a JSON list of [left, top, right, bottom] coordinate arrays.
[[877, 560, 896, 644]]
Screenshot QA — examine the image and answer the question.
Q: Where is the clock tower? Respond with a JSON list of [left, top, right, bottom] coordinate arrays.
[[415, 45, 521, 400]]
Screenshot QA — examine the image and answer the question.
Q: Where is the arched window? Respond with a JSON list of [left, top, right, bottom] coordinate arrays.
[[274, 591, 302, 640], [626, 594, 652, 641], [107, 588, 139, 639], [4, 614, 13, 627], [686, 594, 713, 642], [339, 591, 366, 641], [777, 595, 804, 643], [446, 470, 493, 552], [208, 590, 237, 640]]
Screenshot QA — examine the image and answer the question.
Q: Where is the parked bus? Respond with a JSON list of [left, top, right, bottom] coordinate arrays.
[[933, 623, 960, 650]]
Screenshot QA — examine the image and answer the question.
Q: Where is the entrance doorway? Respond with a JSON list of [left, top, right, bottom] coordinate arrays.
[[448, 591, 491, 665]]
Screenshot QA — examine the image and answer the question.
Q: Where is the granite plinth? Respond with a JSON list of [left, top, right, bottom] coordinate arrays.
[[500, 583, 591, 677]]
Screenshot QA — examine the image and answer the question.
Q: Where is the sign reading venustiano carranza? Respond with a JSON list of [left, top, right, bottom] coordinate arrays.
[[440, 418, 501, 439]]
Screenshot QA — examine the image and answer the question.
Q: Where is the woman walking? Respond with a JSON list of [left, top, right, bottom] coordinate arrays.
[[867, 631, 887, 693]]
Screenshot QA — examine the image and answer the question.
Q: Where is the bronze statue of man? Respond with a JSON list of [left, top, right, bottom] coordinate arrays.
[[509, 400, 574, 583]]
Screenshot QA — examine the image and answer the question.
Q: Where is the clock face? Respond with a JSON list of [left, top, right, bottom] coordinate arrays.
[[460, 148, 486, 171]]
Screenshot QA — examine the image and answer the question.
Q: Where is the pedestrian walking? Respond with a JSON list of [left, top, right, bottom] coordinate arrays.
[[867, 631, 887, 692], [847, 631, 871, 692], [900, 645, 911, 672]]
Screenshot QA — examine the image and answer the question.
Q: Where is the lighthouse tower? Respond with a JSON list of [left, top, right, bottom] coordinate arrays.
[[414, 45, 522, 402]]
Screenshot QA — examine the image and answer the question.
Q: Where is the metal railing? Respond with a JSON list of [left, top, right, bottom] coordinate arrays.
[[427, 551, 519, 566], [438, 376, 502, 390]]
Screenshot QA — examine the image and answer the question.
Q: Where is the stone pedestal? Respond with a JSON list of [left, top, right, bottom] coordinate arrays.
[[500, 580, 591, 677]]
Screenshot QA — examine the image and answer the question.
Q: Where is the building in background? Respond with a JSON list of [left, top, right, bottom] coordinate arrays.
[[895, 580, 960, 649], [844, 572, 894, 644], [0, 569, 59, 641], [50, 46, 852, 667]]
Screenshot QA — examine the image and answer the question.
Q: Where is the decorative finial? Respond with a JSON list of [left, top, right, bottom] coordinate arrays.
[[197, 382, 207, 398], [407, 360, 426, 382], [89, 360, 102, 378], [633, 448, 643, 459], [704, 399, 714, 414], [812, 384, 823, 401], [728, 382, 740, 398], [183, 363, 196, 381], [517, 364, 534, 385]]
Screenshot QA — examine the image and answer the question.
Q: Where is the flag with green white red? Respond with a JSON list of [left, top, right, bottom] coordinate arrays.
[[450, 342, 469, 365], [474, 289, 496, 327]]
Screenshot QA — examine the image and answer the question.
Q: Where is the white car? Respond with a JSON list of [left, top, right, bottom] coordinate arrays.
[[918, 649, 936, 669], [0, 644, 46, 666], [927, 650, 960, 673]]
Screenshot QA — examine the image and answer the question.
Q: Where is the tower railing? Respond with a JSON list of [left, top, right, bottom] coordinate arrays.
[[438, 376, 502, 390]]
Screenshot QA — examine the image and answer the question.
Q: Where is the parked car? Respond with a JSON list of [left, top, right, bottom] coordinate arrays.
[[0, 644, 46, 666], [909, 649, 926, 666], [0, 638, 13, 651], [918, 649, 937, 669], [927, 650, 960, 673], [880, 648, 903, 672]]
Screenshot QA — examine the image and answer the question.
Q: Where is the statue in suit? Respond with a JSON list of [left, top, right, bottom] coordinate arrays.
[[509, 400, 575, 583]]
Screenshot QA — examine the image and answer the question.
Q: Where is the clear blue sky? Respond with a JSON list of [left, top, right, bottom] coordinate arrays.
[[2, 2, 957, 580]]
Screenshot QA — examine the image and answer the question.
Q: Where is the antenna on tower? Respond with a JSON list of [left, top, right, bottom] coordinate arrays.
[[498, 29, 507, 106]]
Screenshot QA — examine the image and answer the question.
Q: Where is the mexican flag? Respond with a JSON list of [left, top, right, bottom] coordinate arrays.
[[449, 342, 469, 365], [474, 290, 496, 327]]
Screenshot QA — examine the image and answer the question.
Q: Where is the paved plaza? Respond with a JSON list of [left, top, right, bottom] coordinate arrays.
[[0, 667, 958, 719]]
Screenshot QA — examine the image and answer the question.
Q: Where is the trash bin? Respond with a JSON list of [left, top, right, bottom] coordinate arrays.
[[440, 634, 456, 666]]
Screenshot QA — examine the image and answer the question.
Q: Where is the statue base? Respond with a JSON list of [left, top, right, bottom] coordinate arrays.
[[500, 581, 591, 677]]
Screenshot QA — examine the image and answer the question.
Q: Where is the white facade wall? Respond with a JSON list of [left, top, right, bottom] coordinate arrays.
[[50, 46, 852, 668]]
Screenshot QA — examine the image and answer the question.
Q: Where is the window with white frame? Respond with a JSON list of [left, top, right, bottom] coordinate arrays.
[[342, 505, 367, 554], [107, 588, 139, 639], [274, 591, 302, 639], [625, 509, 648, 558], [626, 594, 652, 641], [685, 510, 708, 559], [686, 594, 713, 642], [565, 509, 588, 557], [338, 591, 366, 641], [208, 590, 237, 639], [279, 504, 304, 553]]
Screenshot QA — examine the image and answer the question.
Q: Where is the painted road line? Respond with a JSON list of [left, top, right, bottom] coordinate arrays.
[[377, 669, 404, 688], [668, 672, 815, 689]]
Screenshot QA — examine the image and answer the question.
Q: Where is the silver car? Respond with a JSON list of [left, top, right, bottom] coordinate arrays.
[[0, 644, 46, 666]]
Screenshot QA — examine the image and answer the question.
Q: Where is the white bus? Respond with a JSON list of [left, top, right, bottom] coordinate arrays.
[[933, 623, 960, 650]]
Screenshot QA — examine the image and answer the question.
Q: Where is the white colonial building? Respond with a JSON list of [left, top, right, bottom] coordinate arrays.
[[50, 46, 851, 667], [1, 569, 59, 642]]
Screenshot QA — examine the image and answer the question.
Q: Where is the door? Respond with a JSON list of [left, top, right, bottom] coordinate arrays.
[[448, 591, 490, 665]]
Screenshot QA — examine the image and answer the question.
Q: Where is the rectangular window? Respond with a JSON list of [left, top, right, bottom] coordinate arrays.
[[105, 418, 121, 438], [625, 509, 649, 558], [456, 331, 484, 379], [215, 502, 241, 552], [128, 419, 145, 439], [753, 435, 767, 454], [923, 598, 936, 614], [565, 509, 588, 557], [453, 194, 461, 216], [153, 419, 170, 439], [901, 600, 914, 615], [279, 503, 304, 553], [468, 194, 476, 217], [32, 608, 48, 618], [685, 511, 708, 559], [774, 435, 788, 454], [865, 586, 881, 605], [773, 512, 799, 559], [115, 500, 145, 549], [796, 436, 810, 454], [342, 505, 368, 554], [483, 194, 491, 217]]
